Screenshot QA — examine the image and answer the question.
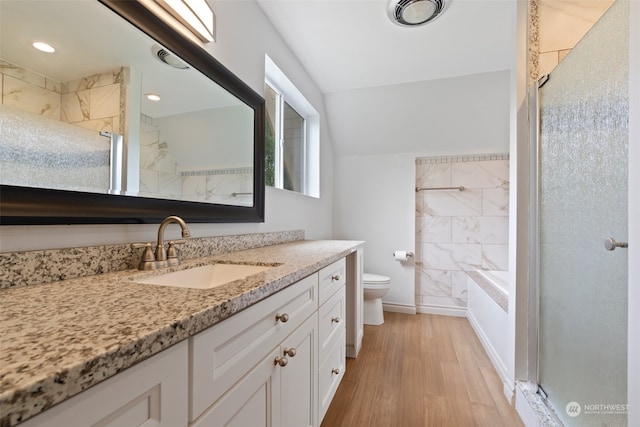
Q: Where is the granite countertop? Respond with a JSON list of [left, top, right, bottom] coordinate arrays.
[[0, 239, 363, 426]]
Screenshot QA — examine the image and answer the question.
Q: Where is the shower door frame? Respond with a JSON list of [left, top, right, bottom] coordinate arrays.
[[628, 2, 640, 424], [514, 1, 639, 424], [522, 14, 639, 427]]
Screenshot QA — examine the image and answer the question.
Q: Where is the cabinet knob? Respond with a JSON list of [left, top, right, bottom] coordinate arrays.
[[331, 275, 341, 282], [331, 317, 341, 324], [283, 347, 297, 357], [332, 368, 340, 375], [274, 356, 288, 367], [275, 313, 289, 323]]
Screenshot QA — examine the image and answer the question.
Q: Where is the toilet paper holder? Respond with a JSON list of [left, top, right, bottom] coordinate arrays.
[[392, 251, 414, 260]]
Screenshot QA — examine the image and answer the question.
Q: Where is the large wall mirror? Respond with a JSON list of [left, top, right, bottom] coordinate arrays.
[[0, 0, 265, 224]]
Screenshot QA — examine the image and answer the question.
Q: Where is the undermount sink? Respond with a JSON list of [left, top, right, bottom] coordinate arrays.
[[132, 263, 274, 289]]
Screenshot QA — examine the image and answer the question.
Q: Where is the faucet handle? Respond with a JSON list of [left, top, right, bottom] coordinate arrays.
[[131, 243, 156, 270], [167, 240, 186, 259]]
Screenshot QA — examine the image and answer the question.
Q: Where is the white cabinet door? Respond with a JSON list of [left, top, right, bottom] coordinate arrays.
[[20, 341, 188, 427], [191, 347, 281, 427], [190, 273, 318, 421], [279, 312, 318, 427], [192, 313, 318, 427]]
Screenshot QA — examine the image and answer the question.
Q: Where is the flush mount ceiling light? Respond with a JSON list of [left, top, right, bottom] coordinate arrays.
[[154, 0, 216, 42], [145, 93, 161, 101], [387, 0, 447, 26], [32, 41, 56, 53]]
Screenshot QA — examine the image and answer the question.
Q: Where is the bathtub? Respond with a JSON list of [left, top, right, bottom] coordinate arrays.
[[467, 270, 509, 389]]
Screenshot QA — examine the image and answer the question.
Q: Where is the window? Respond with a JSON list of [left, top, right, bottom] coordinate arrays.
[[264, 55, 319, 197]]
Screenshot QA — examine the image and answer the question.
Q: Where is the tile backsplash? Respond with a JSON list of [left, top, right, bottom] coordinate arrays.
[[0, 230, 305, 290], [415, 154, 509, 310]]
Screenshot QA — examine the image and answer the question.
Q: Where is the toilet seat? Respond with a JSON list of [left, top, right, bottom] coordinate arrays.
[[363, 273, 390, 285]]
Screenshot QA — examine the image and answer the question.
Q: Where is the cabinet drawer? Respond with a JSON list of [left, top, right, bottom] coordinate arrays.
[[318, 258, 346, 305], [318, 329, 346, 424], [190, 273, 318, 421], [318, 285, 345, 363]]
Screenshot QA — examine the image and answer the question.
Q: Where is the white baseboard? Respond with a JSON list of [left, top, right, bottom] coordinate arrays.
[[416, 304, 467, 317], [382, 302, 416, 315]]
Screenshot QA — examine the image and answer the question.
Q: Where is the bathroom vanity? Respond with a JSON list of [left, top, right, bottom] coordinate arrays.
[[0, 240, 364, 427]]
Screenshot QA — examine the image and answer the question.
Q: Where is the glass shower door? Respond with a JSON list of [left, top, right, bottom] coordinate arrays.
[[537, 0, 629, 426]]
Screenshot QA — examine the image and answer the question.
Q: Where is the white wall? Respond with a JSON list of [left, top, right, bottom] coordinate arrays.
[[332, 71, 511, 309], [155, 106, 253, 170], [0, 0, 334, 252], [333, 153, 417, 311]]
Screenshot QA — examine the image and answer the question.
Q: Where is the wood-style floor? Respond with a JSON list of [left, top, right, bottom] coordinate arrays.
[[321, 312, 523, 427]]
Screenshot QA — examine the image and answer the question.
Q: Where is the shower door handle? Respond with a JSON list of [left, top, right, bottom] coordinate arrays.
[[604, 238, 628, 251]]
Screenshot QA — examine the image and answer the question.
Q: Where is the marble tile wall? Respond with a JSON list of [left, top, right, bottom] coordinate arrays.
[[182, 167, 253, 206], [1, 59, 124, 136], [532, 0, 615, 80], [415, 154, 509, 309], [139, 114, 252, 204], [61, 68, 124, 135], [1, 59, 62, 119], [139, 114, 182, 198]]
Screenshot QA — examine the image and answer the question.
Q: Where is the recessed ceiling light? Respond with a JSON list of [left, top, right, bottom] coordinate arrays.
[[145, 93, 161, 101], [387, 0, 447, 27], [32, 41, 55, 53]]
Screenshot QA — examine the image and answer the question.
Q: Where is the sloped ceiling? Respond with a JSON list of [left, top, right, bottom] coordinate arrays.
[[256, 0, 517, 156], [256, 0, 516, 95]]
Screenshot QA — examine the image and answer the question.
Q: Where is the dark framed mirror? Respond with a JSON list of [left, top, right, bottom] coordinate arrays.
[[0, 0, 265, 224]]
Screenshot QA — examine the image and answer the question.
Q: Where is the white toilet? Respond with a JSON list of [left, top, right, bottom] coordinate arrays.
[[363, 273, 391, 325]]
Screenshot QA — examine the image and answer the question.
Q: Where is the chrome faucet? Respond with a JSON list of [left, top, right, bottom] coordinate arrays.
[[132, 215, 191, 270]]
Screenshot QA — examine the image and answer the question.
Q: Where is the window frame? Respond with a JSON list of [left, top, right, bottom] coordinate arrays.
[[264, 55, 319, 198]]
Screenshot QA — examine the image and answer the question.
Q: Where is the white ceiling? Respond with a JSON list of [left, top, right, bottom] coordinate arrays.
[[255, 0, 517, 95], [0, 0, 240, 118]]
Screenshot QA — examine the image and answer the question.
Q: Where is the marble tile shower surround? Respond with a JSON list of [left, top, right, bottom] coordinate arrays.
[[1, 59, 124, 135], [1, 59, 62, 119], [1, 60, 126, 192], [415, 154, 509, 309], [0, 230, 305, 290], [139, 115, 253, 205], [139, 115, 181, 197], [60, 67, 124, 135]]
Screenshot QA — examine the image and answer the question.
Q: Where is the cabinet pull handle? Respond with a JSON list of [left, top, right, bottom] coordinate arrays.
[[332, 368, 340, 375], [283, 348, 297, 357], [274, 356, 288, 367], [331, 275, 341, 281], [331, 317, 341, 324], [275, 313, 289, 323]]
